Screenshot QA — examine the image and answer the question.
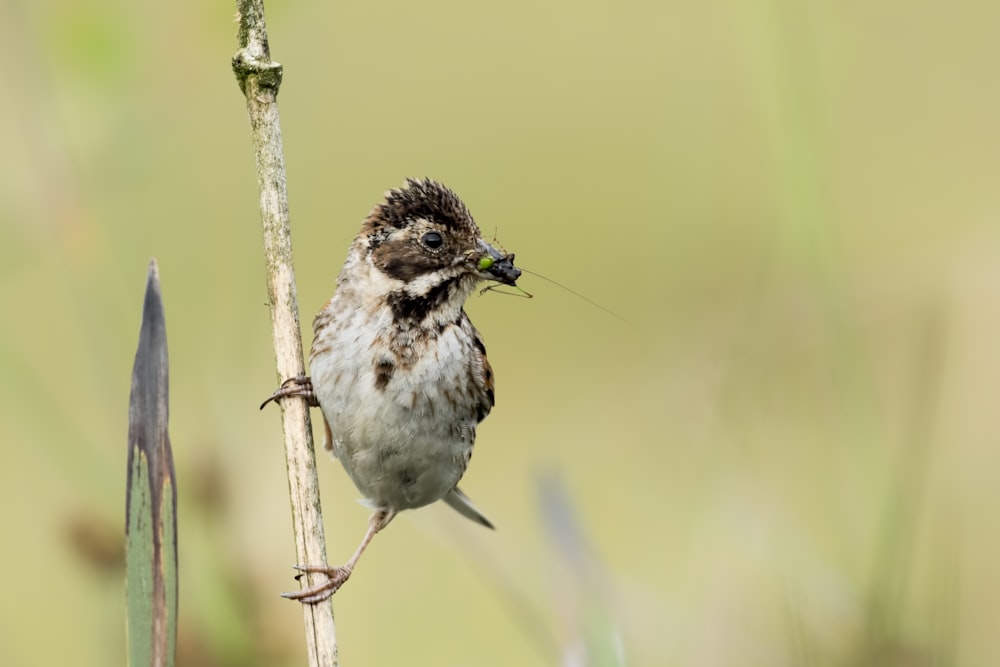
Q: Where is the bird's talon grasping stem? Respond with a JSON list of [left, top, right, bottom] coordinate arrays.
[[259, 375, 318, 409]]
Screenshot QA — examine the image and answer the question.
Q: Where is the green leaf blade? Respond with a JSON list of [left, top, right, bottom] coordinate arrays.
[[125, 260, 177, 667]]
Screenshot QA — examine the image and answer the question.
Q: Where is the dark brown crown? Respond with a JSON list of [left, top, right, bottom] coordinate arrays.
[[371, 178, 479, 234]]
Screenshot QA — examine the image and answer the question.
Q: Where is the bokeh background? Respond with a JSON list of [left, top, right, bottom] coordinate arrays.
[[2, 0, 998, 665]]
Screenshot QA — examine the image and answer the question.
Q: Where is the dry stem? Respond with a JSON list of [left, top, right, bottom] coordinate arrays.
[[232, 1, 338, 664]]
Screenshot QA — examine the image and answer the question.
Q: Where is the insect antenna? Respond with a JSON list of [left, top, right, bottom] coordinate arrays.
[[517, 267, 635, 328]]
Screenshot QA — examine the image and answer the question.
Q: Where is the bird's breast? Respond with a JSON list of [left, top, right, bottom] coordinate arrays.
[[309, 302, 486, 510]]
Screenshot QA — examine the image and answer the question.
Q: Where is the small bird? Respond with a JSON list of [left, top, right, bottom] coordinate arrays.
[[263, 178, 520, 602]]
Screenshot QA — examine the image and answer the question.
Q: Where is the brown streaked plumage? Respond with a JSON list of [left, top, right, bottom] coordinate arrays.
[[262, 178, 519, 603]]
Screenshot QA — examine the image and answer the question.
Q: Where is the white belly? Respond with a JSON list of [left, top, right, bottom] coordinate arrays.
[[310, 307, 477, 511]]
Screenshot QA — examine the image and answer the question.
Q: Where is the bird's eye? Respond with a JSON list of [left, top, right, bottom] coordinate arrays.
[[421, 231, 443, 249]]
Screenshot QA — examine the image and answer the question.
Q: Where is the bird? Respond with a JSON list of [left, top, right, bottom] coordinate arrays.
[[262, 178, 520, 603]]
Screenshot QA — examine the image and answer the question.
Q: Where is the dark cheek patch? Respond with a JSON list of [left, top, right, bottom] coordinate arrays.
[[374, 239, 445, 282]]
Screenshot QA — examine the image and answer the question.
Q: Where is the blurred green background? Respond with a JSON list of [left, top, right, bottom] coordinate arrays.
[[2, 0, 999, 665]]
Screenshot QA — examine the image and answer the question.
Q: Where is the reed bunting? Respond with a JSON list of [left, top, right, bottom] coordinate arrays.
[[263, 178, 519, 602]]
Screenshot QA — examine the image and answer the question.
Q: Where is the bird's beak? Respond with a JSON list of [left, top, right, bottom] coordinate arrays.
[[476, 242, 521, 286]]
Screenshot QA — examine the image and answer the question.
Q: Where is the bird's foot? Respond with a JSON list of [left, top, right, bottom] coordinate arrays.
[[260, 375, 318, 409], [281, 564, 353, 604]]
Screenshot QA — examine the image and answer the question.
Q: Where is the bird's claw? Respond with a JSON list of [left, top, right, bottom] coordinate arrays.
[[281, 564, 353, 604], [260, 375, 318, 410]]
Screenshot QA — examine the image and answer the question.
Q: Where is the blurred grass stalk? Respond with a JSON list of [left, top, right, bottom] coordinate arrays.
[[126, 260, 177, 667], [538, 474, 625, 667], [729, 5, 958, 664], [232, 0, 338, 664]]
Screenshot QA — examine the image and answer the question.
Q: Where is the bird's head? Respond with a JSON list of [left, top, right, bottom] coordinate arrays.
[[353, 178, 520, 324]]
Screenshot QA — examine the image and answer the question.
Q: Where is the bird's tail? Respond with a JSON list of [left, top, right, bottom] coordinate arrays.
[[443, 487, 495, 529]]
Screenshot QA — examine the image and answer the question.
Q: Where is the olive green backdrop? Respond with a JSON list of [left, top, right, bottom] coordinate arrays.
[[2, 0, 999, 665]]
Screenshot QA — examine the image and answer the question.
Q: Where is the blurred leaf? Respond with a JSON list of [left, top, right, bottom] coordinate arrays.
[[65, 511, 125, 575]]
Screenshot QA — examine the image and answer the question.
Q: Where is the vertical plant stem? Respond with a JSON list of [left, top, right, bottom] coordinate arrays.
[[232, 2, 338, 665]]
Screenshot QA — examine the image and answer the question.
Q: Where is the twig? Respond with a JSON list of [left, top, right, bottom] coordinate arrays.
[[232, 3, 339, 665]]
